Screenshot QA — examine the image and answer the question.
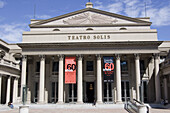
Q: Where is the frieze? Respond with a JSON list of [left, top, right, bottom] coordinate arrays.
[[63, 12, 118, 25], [68, 35, 110, 40]]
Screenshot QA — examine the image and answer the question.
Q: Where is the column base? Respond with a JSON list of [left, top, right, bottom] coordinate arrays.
[[76, 101, 84, 104], [96, 101, 103, 104], [57, 101, 64, 104], [38, 101, 45, 104], [19, 105, 29, 113], [116, 101, 123, 104]]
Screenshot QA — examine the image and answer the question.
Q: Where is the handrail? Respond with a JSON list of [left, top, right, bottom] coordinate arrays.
[[125, 99, 149, 113], [133, 99, 149, 113], [133, 99, 143, 104]]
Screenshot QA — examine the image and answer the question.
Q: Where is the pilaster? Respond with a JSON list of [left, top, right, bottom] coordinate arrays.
[[77, 55, 83, 103], [58, 55, 64, 104], [96, 54, 102, 104], [6, 76, 11, 104], [134, 54, 141, 101], [115, 54, 122, 103], [154, 54, 161, 103], [38, 55, 45, 104]]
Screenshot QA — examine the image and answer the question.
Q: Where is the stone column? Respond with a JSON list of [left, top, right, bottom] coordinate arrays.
[[0, 75, 2, 104], [135, 54, 141, 101], [163, 77, 168, 100], [77, 55, 83, 103], [13, 77, 19, 103], [58, 55, 64, 103], [6, 76, 11, 104], [20, 56, 27, 99], [116, 54, 122, 103], [154, 54, 161, 103], [97, 55, 102, 103], [38, 55, 45, 103]]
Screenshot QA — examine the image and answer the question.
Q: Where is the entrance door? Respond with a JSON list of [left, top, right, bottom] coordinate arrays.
[[141, 81, 148, 103], [51, 82, 58, 103], [68, 84, 77, 102], [86, 82, 94, 103], [104, 82, 112, 102], [121, 81, 130, 102], [34, 82, 39, 103]]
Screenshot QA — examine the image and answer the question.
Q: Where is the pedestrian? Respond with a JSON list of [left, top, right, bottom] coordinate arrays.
[[8, 102, 14, 109], [164, 99, 168, 106], [93, 99, 96, 107], [161, 99, 164, 105]]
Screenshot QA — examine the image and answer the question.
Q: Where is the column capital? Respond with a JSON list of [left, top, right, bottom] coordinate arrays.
[[39, 55, 45, 60], [153, 53, 160, 59], [14, 76, 19, 80], [77, 54, 83, 60], [96, 54, 101, 60], [7, 75, 11, 79], [22, 55, 27, 61], [115, 54, 121, 60], [58, 54, 64, 60], [134, 54, 140, 60]]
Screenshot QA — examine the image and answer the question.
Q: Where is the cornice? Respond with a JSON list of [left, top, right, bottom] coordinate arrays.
[[22, 30, 157, 35], [17, 41, 163, 48]]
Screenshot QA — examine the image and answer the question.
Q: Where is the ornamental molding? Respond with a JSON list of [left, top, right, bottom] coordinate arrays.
[[63, 12, 118, 25]]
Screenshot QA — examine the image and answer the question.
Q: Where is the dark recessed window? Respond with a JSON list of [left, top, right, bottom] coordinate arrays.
[[86, 61, 94, 71], [140, 60, 145, 71], [36, 61, 40, 72], [52, 61, 59, 72], [121, 61, 128, 71]]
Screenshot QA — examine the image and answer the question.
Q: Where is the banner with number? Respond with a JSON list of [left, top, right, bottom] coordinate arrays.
[[65, 57, 76, 84], [103, 56, 114, 82]]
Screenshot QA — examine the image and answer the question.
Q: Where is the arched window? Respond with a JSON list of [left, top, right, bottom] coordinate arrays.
[[86, 28, 93, 31], [53, 29, 60, 31], [119, 28, 127, 30]]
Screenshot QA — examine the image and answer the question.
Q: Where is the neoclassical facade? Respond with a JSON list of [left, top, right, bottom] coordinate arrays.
[[160, 50, 170, 103], [0, 2, 170, 105], [0, 40, 21, 104]]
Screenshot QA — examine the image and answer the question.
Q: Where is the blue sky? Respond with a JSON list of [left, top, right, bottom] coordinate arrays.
[[0, 0, 170, 43]]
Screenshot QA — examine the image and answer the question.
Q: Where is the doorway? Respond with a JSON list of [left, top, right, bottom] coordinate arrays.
[[51, 82, 58, 103], [86, 82, 94, 103], [121, 81, 130, 102]]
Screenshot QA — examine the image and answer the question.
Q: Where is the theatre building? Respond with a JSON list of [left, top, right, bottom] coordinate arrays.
[[0, 2, 170, 104]]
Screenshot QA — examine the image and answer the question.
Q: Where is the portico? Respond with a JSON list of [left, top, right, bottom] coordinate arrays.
[[15, 1, 165, 104], [18, 41, 162, 104]]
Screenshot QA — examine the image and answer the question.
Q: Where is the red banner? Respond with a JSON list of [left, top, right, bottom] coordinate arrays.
[[65, 57, 76, 84]]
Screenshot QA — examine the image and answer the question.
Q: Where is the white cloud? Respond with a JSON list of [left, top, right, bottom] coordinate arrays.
[[25, 14, 52, 19], [36, 15, 52, 19], [0, 23, 28, 43], [0, 0, 5, 8], [94, 0, 170, 26], [107, 2, 124, 13]]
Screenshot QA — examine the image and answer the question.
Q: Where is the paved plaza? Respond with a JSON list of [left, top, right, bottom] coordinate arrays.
[[0, 104, 170, 113]]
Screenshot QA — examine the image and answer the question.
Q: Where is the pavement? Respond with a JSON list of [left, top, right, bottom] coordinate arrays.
[[0, 103, 170, 113]]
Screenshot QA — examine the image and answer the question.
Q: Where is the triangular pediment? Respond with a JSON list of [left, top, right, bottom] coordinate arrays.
[[29, 8, 151, 27]]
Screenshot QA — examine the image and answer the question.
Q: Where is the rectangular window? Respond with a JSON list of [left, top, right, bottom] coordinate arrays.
[[36, 62, 40, 72], [86, 61, 94, 71], [121, 61, 128, 72], [140, 60, 145, 71], [52, 62, 59, 72]]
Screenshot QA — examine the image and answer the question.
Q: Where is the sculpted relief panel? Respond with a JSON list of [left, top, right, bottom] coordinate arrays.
[[63, 12, 118, 25]]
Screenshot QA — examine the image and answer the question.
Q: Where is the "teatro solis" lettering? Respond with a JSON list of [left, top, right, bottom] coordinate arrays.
[[68, 35, 111, 40]]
